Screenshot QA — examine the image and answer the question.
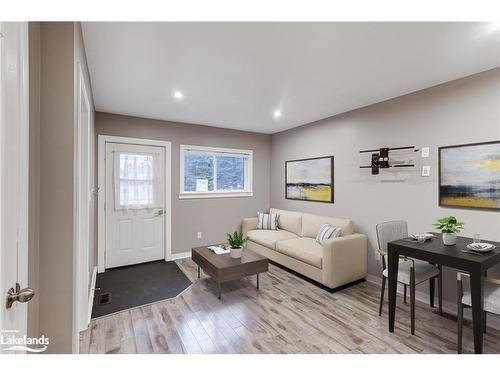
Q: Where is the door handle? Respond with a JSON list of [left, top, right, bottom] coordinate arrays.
[[6, 283, 35, 309], [154, 209, 164, 216]]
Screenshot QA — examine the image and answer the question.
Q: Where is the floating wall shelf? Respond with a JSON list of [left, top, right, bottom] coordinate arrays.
[[359, 146, 419, 175]]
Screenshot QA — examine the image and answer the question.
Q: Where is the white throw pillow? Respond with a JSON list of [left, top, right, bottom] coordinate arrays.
[[257, 212, 279, 230], [316, 223, 342, 243]]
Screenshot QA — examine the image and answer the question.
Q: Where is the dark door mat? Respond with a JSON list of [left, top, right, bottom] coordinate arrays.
[[91, 260, 192, 319]]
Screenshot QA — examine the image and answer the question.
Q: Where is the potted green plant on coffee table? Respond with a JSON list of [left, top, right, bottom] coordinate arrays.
[[227, 231, 248, 258], [433, 216, 464, 245]]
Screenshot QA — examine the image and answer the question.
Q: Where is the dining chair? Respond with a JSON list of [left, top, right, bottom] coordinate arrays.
[[376, 220, 442, 334], [457, 272, 500, 353]]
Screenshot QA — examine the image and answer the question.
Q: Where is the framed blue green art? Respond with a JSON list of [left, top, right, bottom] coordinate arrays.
[[439, 140, 500, 211]]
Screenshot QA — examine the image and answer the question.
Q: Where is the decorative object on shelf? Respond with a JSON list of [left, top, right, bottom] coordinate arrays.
[[359, 146, 419, 175], [227, 231, 247, 258], [379, 148, 390, 168], [433, 216, 464, 246], [371, 153, 380, 175], [439, 140, 500, 211], [285, 156, 334, 203]]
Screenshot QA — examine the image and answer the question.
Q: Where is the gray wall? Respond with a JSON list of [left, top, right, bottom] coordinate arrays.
[[38, 21, 75, 354], [29, 22, 95, 354], [96, 112, 271, 258], [271, 68, 500, 304]]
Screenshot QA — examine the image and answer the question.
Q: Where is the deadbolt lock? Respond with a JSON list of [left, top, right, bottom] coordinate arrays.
[[6, 283, 35, 309]]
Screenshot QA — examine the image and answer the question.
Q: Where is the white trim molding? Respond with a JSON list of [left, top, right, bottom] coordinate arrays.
[[97, 135, 172, 273], [178, 191, 253, 200], [170, 251, 192, 261], [87, 266, 97, 325], [73, 62, 93, 351], [179, 144, 253, 199]]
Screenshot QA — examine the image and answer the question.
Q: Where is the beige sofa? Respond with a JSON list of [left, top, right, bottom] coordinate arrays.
[[242, 208, 367, 289]]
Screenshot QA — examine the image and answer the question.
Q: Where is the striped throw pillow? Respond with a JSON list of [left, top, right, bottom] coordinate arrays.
[[257, 212, 279, 230], [316, 223, 342, 243]]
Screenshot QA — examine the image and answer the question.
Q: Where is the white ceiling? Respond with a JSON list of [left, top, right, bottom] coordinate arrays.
[[82, 22, 500, 134]]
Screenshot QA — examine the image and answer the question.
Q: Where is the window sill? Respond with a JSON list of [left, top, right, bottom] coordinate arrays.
[[178, 191, 253, 200]]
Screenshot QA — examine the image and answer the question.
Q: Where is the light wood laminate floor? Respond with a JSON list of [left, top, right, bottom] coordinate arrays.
[[80, 259, 500, 354]]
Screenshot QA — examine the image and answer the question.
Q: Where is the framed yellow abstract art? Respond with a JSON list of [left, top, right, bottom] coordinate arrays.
[[439, 140, 500, 210], [285, 156, 334, 203]]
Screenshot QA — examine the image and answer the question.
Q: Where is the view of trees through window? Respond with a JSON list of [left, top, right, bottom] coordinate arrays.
[[184, 152, 245, 192]]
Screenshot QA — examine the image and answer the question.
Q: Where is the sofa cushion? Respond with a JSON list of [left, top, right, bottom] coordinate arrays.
[[462, 281, 500, 315], [302, 213, 354, 238], [270, 208, 303, 236], [276, 238, 322, 269], [246, 229, 298, 250], [382, 260, 439, 285], [257, 212, 279, 230], [316, 224, 342, 243]]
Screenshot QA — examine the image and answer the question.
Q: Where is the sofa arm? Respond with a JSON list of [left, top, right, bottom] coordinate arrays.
[[241, 217, 258, 236], [321, 233, 368, 289]]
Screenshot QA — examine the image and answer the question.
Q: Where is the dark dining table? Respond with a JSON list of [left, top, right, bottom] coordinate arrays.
[[387, 233, 500, 354]]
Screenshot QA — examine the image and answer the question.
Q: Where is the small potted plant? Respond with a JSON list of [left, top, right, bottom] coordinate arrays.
[[433, 216, 464, 245], [227, 231, 247, 258]]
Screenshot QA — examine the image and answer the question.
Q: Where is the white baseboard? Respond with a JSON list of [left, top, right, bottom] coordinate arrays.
[[170, 251, 191, 261], [366, 274, 500, 330], [87, 266, 98, 325]]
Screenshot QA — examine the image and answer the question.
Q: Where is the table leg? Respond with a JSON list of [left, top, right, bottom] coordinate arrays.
[[483, 270, 488, 333], [470, 269, 484, 354], [387, 247, 399, 333], [438, 265, 443, 316], [218, 283, 221, 299], [197, 265, 200, 279], [429, 277, 435, 308], [257, 273, 259, 289]]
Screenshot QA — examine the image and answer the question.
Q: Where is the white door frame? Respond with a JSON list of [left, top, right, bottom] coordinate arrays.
[[97, 135, 172, 273], [73, 62, 92, 345], [0, 22, 30, 351]]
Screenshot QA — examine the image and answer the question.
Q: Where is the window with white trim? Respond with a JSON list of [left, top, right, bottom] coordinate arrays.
[[179, 145, 253, 198]]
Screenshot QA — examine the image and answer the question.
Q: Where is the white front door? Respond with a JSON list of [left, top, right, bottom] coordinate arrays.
[[0, 22, 31, 352], [105, 142, 166, 269]]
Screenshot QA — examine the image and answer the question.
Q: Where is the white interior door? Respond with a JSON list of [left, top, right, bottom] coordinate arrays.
[[105, 142, 166, 269], [0, 22, 31, 353]]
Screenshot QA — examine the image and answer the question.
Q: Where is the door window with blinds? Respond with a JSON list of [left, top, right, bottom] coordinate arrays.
[[179, 145, 253, 198], [114, 152, 163, 210]]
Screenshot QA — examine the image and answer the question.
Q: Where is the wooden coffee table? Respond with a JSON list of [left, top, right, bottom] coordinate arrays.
[[191, 245, 269, 299]]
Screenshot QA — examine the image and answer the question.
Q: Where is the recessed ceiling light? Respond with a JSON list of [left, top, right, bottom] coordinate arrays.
[[273, 109, 282, 119], [173, 91, 184, 100]]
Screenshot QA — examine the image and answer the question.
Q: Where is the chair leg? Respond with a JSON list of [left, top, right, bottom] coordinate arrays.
[[410, 270, 416, 335], [438, 265, 443, 316], [379, 276, 386, 316], [457, 303, 464, 354], [404, 284, 407, 304], [429, 277, 435, 308]]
